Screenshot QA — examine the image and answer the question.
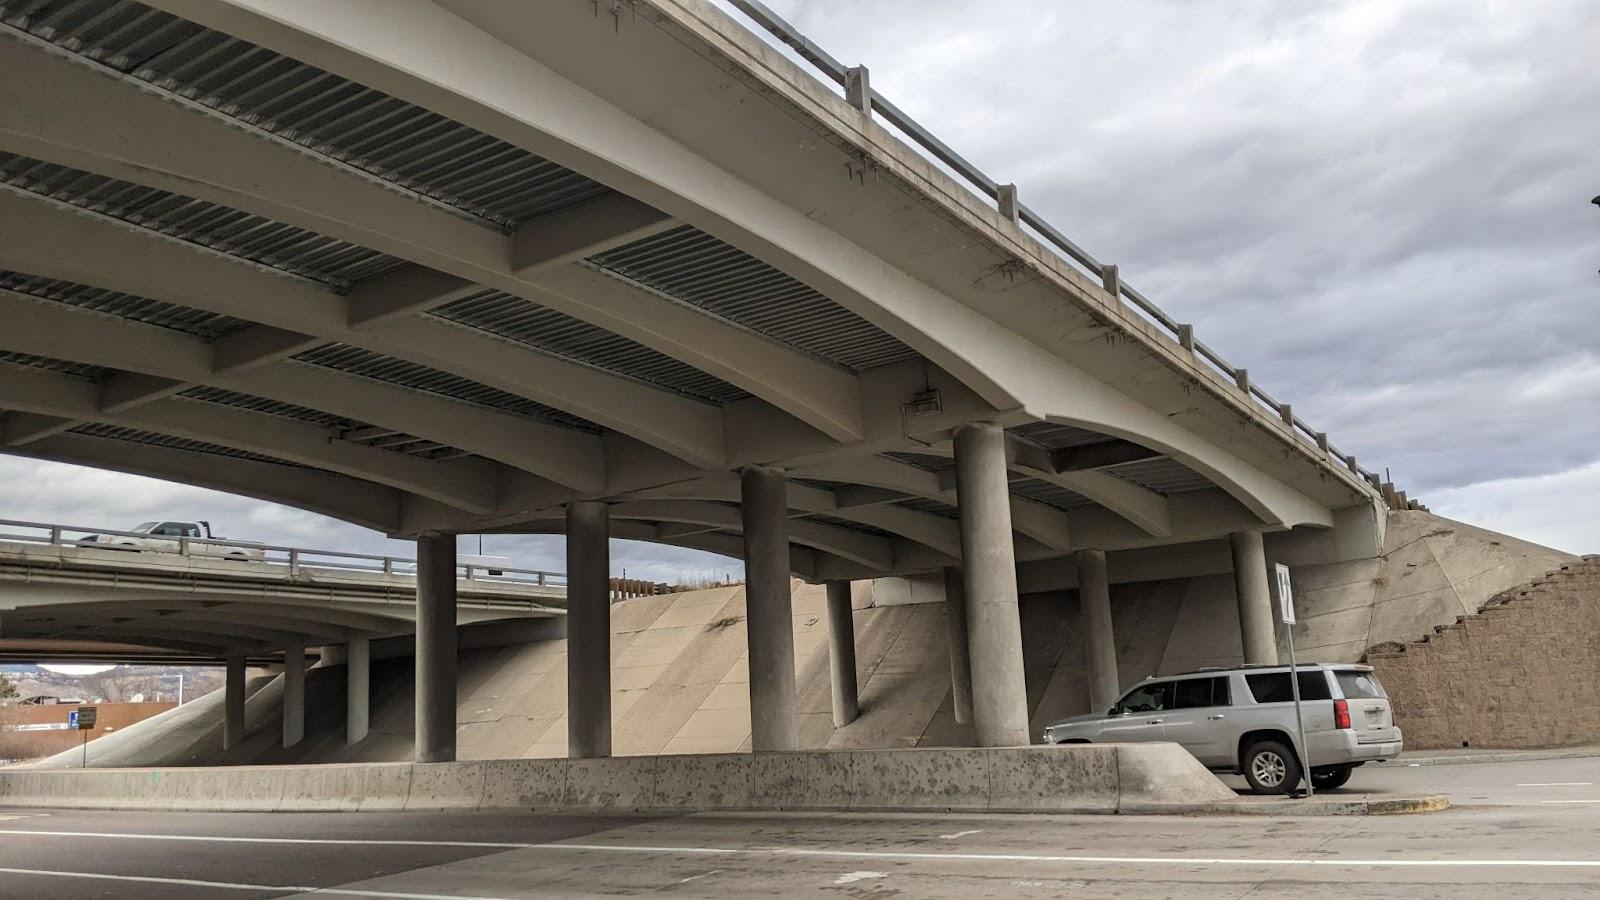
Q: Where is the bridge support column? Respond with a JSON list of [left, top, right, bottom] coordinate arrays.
[[346, 637, 370, 745], [567, 500, 611, 759], [223, 655, 245, 750], [742, 465, 797, 751], [1230, 529, 1279, 665], [954, 422, 1030, 747], [825, 580, 858, 727], [416, 531, 457, 763], [942, 566, 974, 725], [282, 645, 305, 749], [1076, 549, 1120, 715]]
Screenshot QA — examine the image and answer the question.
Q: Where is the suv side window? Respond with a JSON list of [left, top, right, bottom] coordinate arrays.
[[1115, 682, 1172, 714], [152, 522, 186, 536], [1172, 676, 1230, 709], [1245, 671, 1332, 703]]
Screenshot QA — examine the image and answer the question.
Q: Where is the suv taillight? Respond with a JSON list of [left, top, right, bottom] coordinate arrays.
[[1333, 699, 1352, 730]]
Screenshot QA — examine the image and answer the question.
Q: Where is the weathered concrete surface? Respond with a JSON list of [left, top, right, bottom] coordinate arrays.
[[0, 744, 1232, 814]]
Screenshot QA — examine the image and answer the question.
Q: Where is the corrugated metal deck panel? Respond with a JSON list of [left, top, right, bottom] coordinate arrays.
[[0, 153, 405, 290], [0, 351, 111, 381], [431, 289, 750, 404], [894, 496, 960, 519], [883, 451, 953, 472], [68, 422, 298, 466], [1007, 421, 1112, 449], [176, 387, 353, 430], [0, 0, 614, 229], [1006, 476, 1094, 510], [292, 344, 603, 433], [589, 226, 919, 373], [0, 270, 252, 340], [1102, 457, 1215, 494]]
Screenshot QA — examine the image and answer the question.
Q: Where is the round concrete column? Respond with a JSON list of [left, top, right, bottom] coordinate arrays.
[[282, 645, 305, 749], [223, 655, 245, 750], [942, 567, 975, 725], [415, 531, 457, 763], [825, 580, 859, 727], [953, 422, 1030, 747], [346, 637, 370, 745], [1075, 549, 1120, 715], [741, 465, 798, 751], [566, 500, 612, 759], [1230, 530, 1279, 665]]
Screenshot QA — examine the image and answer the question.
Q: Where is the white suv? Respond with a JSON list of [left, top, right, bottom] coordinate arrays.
[[1042, 664, 1402, 793]]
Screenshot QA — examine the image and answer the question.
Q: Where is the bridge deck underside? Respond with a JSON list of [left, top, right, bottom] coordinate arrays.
[[0, 0, 1376, 656]]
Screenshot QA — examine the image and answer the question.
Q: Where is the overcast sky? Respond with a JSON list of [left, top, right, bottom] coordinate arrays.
[[0, 0, 1594, 577]]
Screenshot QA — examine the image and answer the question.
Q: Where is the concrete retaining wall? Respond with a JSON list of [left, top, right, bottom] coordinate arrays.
[[0, 743, 1233, 814]]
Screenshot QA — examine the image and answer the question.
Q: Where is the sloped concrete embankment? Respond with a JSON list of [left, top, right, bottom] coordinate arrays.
[[0, 743, 1234, 814]]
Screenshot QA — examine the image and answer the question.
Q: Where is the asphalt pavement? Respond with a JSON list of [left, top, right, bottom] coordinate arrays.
[[0, 756, 1596, 899]]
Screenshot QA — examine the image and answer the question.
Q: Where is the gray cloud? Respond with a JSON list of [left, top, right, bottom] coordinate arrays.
[[741, 0, 1599, 544]]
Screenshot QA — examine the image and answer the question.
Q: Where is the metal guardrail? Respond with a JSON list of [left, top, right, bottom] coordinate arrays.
[[725, 0, 1385, 494], [0, 519, 567, 590]]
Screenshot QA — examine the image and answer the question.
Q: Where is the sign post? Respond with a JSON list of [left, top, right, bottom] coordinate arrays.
[[1273, 564, 1312, 797], [70, 706, 97, 769]]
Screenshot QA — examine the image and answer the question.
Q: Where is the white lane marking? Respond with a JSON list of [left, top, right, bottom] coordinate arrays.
[[940, 829, 983, 840], [0, 866, 514, 900], [4, 829, 1600, 869], [835, 871, 887, 885], [677, 869, 722, 884], [1518, 782, 1593, 787]]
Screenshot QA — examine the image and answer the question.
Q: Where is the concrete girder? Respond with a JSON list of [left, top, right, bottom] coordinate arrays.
[[1002, 435, 1172, 537], [0, 35, 858, 448], [0, 279, 601, 492], [148, 0, 1340, 527], [4, 631, 254, 657], [4, 433, 402, 532], [0, 365, 501, 514], [0, 599, 411, 637], [792, 456, 1073, 551], [7, 612, 346, 649], [609, 499, 893, 571]]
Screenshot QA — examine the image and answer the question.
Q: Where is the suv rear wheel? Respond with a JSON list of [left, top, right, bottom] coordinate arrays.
[[1310, 765, 1353, 791], [1243, 740, 1302, 795]]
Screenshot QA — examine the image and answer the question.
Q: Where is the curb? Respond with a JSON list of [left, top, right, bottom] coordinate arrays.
[[1120, 794, 1450, 817], [1388, 747, 1600, 768]]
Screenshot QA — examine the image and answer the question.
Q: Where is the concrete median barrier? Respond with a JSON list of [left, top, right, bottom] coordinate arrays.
[[0, 743, 1240, 814]]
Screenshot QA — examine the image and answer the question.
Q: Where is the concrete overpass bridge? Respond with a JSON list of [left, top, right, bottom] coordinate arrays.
[[0, 0, 1409, 760], [0, 519, 569, 666]]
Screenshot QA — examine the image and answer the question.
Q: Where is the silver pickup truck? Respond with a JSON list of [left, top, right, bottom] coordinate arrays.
[[79, 520, 264, 562], [1042, 663, 1402, 793]]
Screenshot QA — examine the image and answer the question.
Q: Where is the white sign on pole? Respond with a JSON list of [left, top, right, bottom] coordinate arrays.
[[1274, 562, 1296, 624]]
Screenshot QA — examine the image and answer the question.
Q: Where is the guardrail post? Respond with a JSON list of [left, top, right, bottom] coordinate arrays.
[[1234, 367, 1250, 394], [179, 537, 191, 556], [1177, 323, 1195, 353], [465, 564, 476, 581], [288, 548, 300, 576], [844, 64, 871, 114], [538, 572, 547, 587], [1278, 402, 1293, 427], [49, 526, 61, 545], [1100, 263, 1120, 298], [1316, 432, 1330, 454], [996, 183, 1020, 223], [382, 557, 394, 575]]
